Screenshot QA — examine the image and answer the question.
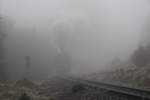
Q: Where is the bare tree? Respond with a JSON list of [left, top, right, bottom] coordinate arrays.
[[53, 24, 71, 75]]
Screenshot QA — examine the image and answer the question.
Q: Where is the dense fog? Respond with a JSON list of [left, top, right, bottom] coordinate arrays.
[[0, 0, 150, 81]]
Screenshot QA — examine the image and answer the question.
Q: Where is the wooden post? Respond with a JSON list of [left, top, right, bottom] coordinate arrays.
[[25, 56, 31, 79]]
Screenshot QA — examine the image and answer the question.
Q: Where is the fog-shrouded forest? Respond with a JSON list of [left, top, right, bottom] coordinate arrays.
[[0, 0, 150, 83]]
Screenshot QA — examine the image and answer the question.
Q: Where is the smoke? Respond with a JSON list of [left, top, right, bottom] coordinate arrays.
[[0, 0, 150, 80]]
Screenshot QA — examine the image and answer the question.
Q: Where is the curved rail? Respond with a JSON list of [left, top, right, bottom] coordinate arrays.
[[61, 76, 150, 100]]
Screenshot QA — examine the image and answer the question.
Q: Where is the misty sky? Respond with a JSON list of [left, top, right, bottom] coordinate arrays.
[[1, 0, 150, 79]]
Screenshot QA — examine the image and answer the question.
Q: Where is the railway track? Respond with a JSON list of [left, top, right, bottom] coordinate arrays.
[[61, 76, 150, 100]]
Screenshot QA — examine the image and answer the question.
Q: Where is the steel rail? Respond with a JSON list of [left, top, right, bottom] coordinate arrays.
[[61, 76, 150, 99]]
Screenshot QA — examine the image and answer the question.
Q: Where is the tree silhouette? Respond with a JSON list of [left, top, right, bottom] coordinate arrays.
[[131, 45, 150, 67], [53, 24, 71, 75], [0, 17, 7, 82]]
